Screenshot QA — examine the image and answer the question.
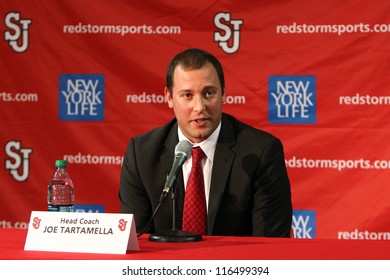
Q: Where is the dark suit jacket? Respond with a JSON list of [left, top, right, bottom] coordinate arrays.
[[119, 113, 292, 237]]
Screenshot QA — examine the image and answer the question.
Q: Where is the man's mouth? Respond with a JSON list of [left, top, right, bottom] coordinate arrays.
[[194, 118, 206, 123], [192, 118, 208, 126]]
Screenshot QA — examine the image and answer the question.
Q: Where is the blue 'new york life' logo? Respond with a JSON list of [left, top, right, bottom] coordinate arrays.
[[59, 74, 104, 121], [268, 76, 316, 124], [292, 210, 316, 238]]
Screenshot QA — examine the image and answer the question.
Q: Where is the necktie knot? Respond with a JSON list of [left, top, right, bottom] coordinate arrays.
[[192, 147, 205, 166]]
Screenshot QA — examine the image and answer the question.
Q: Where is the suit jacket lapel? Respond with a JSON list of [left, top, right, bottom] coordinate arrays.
[[207, 114, 236, 234]]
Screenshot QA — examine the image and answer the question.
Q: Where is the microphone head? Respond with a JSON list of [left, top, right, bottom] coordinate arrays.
[[175, 140, 193, 159]]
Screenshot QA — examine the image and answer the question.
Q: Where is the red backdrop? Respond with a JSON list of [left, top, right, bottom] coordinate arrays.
[[1, 0, 389, 239]]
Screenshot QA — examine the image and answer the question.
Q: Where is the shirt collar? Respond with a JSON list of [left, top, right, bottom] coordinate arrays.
[[178, 121, 221, 162]]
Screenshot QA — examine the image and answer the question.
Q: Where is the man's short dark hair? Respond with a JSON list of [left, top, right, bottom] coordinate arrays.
[[166, 48, 225, 95]]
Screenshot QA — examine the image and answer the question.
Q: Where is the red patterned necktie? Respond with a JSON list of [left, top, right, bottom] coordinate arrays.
[[182, 147, 207, 235]]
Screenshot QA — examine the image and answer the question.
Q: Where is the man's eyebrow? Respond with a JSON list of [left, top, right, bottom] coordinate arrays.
[[178, 89, 192, 93], [177, 85, 218, 94], [203, 85, 218, 91]]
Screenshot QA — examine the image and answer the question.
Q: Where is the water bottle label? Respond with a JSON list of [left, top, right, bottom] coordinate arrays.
[[48, 205, 74, 212]]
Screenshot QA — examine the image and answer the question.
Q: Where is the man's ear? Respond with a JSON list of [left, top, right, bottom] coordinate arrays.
[[164, 87, 173, 108]]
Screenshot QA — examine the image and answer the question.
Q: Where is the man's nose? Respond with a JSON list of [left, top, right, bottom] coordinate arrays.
[[193, 95, 206, 112]]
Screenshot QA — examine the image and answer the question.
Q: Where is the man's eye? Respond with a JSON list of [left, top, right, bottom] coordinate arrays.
[[206, 90, 216, 97]]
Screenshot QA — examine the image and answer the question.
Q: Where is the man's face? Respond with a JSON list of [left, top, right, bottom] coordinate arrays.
[[165, 62, 224, 143]]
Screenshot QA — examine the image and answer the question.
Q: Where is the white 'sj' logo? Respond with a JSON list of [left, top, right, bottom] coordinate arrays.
[[214, 12, 244, 54], [4, 12, 32, 53], [5, 140, 33, 182]]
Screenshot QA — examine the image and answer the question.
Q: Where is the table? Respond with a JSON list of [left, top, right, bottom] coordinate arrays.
[[0, 228, 389, 260]]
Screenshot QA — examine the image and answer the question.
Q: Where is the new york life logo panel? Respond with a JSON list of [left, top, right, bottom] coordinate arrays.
[[268, 75, 316, 124], [59, 74, 105, 121]]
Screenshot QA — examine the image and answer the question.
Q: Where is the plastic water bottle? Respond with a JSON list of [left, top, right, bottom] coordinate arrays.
[[47, 160, 75, 212]]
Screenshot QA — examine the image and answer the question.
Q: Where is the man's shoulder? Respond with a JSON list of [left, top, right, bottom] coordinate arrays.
[[221, 114, 284, 155], [131, 118, 177, 148]]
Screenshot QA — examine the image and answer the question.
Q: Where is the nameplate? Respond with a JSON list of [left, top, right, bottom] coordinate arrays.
[[24, 211, 139, 254]]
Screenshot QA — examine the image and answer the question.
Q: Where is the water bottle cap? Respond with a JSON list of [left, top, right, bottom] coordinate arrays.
[[55, 160, 67, 167]]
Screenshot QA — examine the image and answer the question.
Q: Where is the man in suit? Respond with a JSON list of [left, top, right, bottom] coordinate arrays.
[[119, 48, 292, 237]]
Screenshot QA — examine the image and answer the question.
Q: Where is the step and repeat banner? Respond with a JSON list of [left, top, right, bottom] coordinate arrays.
[[1, 0, 389, 240]]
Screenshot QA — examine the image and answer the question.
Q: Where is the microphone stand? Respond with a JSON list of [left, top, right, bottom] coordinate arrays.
[[149, 183, 202, 242]]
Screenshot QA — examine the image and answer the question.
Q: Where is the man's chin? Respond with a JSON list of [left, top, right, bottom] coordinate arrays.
[[191, 131, 213, 143]]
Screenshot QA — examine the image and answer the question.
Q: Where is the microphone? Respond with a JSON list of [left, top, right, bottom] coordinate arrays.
[[159, 140, 193, 202]]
